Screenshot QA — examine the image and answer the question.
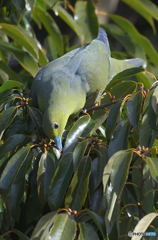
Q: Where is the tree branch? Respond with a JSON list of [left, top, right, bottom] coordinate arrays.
[[86, 99, 118, 113]]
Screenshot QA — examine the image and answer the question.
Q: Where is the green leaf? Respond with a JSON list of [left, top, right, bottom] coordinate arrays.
[[104, 24, 139, 57], [75, 0, 98, 43], [31, 211, 57, 239], [32, 6, 64, 58], [90, 146, 108, 190], [145, 157, 158, 182], [0, 61, 21, 81], [123, 0, 156, 31], [0, 23, 39, 59], [64, 115, 95, 152], [48, 153, 74, 210], [0, 80, 23, 94], [105, 150, 133, 233], [108, 120, 129, 157], [48, 0, 60, 7], [53, 5, 82, 40], [0, 40, 39, 76], [65, 156, 91, 210], [6, 180, 25, 218], [136, 72, 153, 89], [89, 147, 108, 214], [82, 209, 106, 238], [142, 166, 155, 213], [109, 14, 158, 65], [73, 139, 89, 169], [108, 81, 137, 99], [1, 229, 30, 240], [124, 0, 158, 22], [0, 91, 11, 105], [139, 102, 156, 147], [37, 151, 57, 203], [0, 146, 31, 193], [78, 222, 100, 240], [107, 67, 144, 90], [49, 213, 77, 240], [38, 46, 48, 66], [28, 106, 43, 131], [152, 86, 158, 115], [127, 91, 144, 128], [0, 134, 26, 159], [105, 102, 121, 141], [131, 213, 158, 240], [0, 106, 17, 137]]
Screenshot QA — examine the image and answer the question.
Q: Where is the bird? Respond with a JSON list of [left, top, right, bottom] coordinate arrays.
[[31, 28, 146, 150]]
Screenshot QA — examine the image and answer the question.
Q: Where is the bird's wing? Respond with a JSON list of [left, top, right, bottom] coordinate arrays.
[[30, 48, 80, 106], [109, 57, 146, 80], [76, 29, 111, 93]]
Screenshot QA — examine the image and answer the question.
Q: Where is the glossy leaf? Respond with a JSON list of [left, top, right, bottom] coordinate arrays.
[[65, 156, 91, 210], [142, 166, 155, 213], [0, 146, 31, 193], [32, 6, 64, 58], [0, 61, 21, 81], [1, 229, 30, 240], [136, 72, 153, 89], [139, 103, 156, 147], [0, 40, 39, 76], [90, 146, 108, 190], [105, 102, 121, 141], [64, 115, 95, 152], [127, 91, 144, 128], [104, 24, 140, 57], [73, 139, 89, 169], [0, 106, 17, 137], [0, 134, 26, 159], [53, 5, 82, 39], [78, 222, 99, 240], [108, 81, 137, 99], [123, 0, 158, 22], [49, 213, 77, 240], [37, 151, 57, 203], [109, 14, 158, 65], [48, 152, 74, 210], [151, 86, 158, 115], [31, 211, 56, 239], [28, 106, 43, 131], [145, 157, 158, 182], [0, 80, 23, 94], [75, 0, 98, 43], [107, 67, 144, 90], [0, 23, 38, 59], [105, 150, 133, 232], [82, 209, 106, 238], [123, 0, 156, 31], [108, 120, 129, 157]]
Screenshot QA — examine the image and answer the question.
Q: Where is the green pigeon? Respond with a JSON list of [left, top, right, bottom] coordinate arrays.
[[31, 28, 146, 150]]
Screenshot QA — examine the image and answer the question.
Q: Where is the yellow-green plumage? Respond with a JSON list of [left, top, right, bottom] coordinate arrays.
[[31, 28, 146, 149]]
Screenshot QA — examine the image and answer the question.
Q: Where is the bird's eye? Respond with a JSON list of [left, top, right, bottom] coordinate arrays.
[[52, 122, 59, 129]]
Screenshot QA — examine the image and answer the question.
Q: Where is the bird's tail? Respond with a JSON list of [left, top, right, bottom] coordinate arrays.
[[109, 57, 146, 80]]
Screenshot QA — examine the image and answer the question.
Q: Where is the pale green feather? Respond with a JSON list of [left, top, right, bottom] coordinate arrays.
[[31, 28, 146, 143]]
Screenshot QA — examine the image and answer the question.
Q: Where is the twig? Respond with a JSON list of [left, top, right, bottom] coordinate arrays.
[[86, 99, 118, 113]]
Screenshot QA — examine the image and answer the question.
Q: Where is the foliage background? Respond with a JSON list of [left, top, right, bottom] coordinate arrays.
[[0, 0, 158, 239]]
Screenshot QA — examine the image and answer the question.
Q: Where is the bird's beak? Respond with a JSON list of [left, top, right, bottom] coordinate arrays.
[[54, 136, 62, 151]]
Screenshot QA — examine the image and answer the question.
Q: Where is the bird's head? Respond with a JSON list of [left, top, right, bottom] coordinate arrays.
[[42, 109, 69, 151]]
